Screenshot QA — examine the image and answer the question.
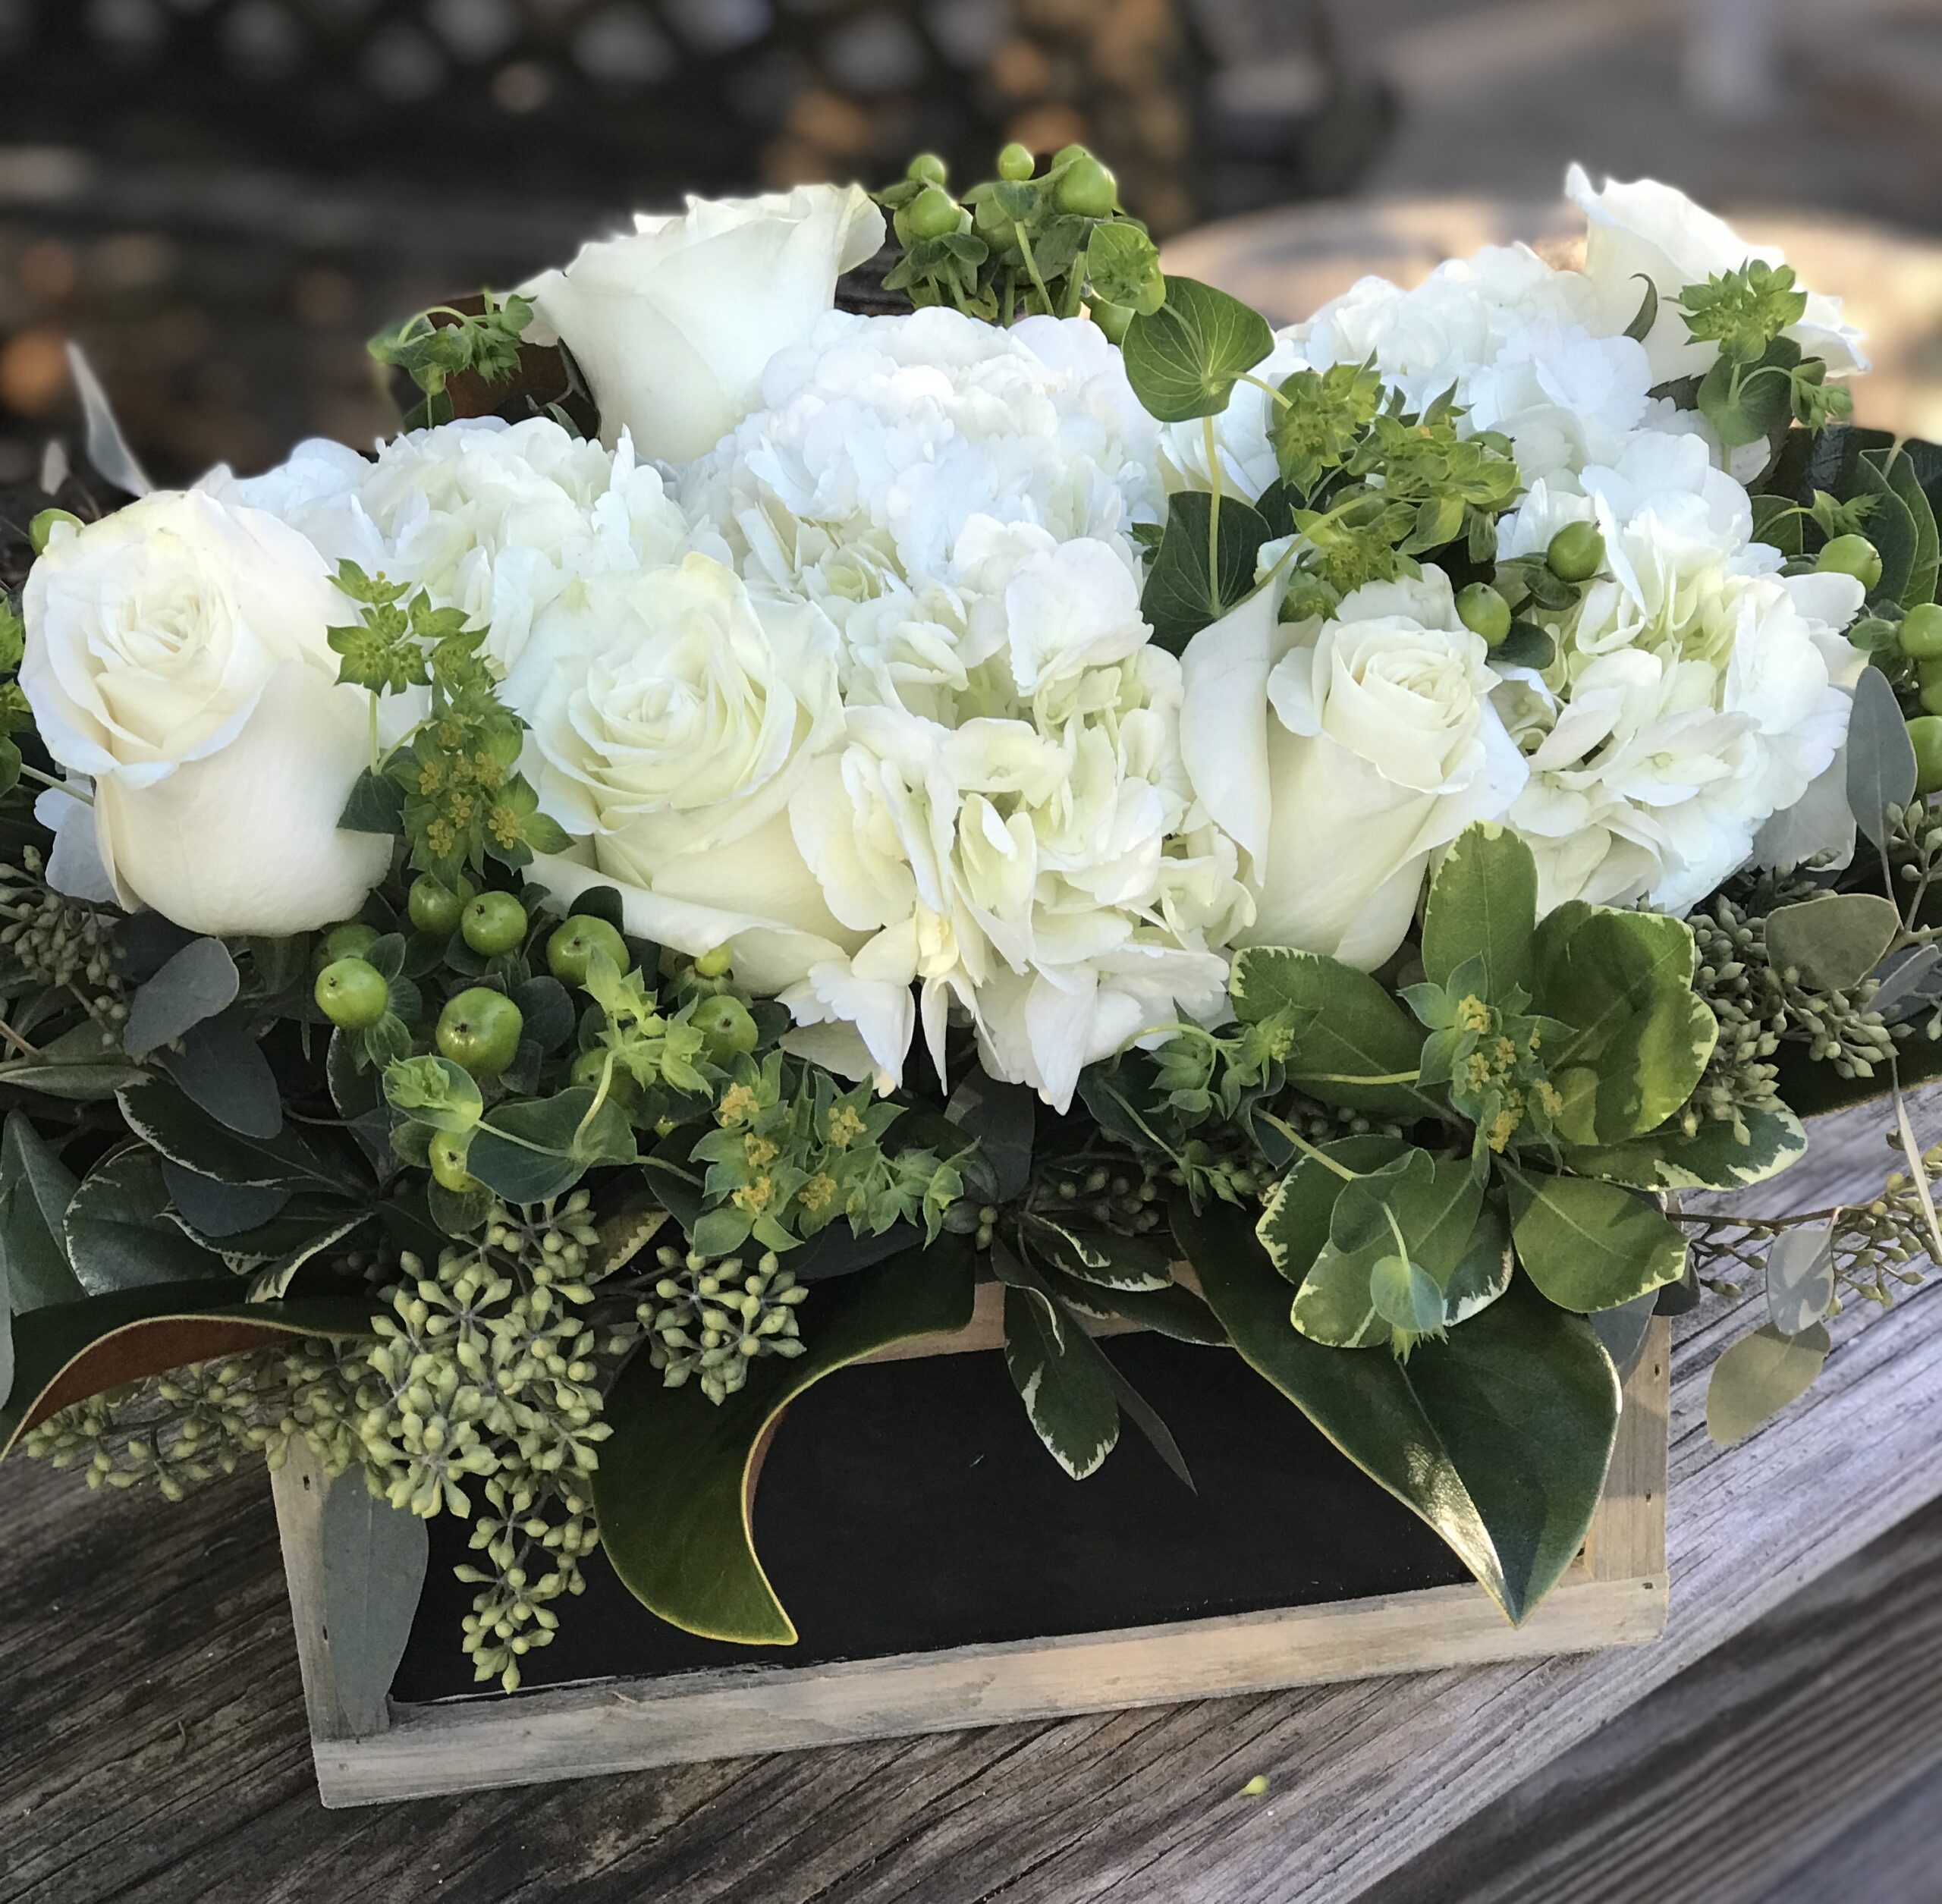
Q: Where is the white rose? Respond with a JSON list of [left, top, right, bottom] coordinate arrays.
[[521, 554, 853, 996], [1180, 568, 1526, 969], [1566, 165, 1868, 385], [20, 492, 390, 936], [523, 186, 885, 464]]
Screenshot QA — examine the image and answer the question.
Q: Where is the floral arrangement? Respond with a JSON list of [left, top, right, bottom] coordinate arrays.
[[5, 146, 1940, 1686]]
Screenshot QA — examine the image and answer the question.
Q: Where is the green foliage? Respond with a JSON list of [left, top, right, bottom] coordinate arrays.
[[1502, 1167, 1688, 1313], [1139, 489, 1272, 650], [594, 1240, 975, 1644], [367, 290, 534, 432], [1761, 893, 1900, 991], [1269, 360, 1386, 497], [1180, 1195, 1620, 1625], [1678, 259, 1807, 366], [1705, 1320, 1829, 1446], [1121, 276, 1275, 423], [1421, 821, 1538, 1000]]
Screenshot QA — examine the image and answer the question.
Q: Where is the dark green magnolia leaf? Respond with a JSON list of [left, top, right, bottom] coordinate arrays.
[[1532, 904, 1716, 1145], [65, 1147, 229, 1293], [1085, 221, 1164, 316], [122, 937, 240, 1059], [1504, 1167, 1686, 1313], [159, 1008, 284, 1138], [1179, 1195, 1620, 1623], [594, 1242, 975, 1644], [1139, 489, 1271, 652], [1705, 1321, 1829, 1447], [1422, 821, 1538, 1000], [1566, 1102, 1805, 1192], [1762, 892, 1900, 991], [320, 1478, 429, 1733], [944, 1071, 1035, 1202], [1, 1283, 376, 1456], [1846, 665, 1918, 851], [0, 1112, 84, 1310], [1231, 947, 1434, 1117], [466, 1087, 638, 1203], [1765, 1221, 1836, 1337], [1122, 276, 1275, 423]]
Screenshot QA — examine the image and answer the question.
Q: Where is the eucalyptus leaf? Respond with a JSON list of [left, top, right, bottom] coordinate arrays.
[[1705, 1321, 1829, 1446], [321, 1478, 429, 1732], [1504, 1167, 1688, 1313], [159, 1008, 284, 1138], [1868, 944, 1942, 1020], [1180, 1195, 1620, 1624], [1765, 1222, 1836, 1337], [122, 938, 240, 1059], [1121, 276, 1274, 423], [1846, 665, 1917, 850], [593, 1242, 974, 1643], [1763, 892, 1900, 991], [1231, 947, 1434, 1117]]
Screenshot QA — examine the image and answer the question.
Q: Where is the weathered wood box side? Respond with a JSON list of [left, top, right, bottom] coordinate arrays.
[[270, 1307, 1670, 1808]]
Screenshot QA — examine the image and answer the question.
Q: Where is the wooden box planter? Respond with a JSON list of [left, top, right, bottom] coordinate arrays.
[[270, 1296, 1669, 1807]]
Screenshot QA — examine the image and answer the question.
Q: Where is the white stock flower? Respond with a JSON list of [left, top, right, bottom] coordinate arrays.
[[1180, 567, 1525, 969], [20, 492, 390, 935], [1566, 165, 1868, 384], [520, 554, 852, 997], [523, 185, 885, 463]]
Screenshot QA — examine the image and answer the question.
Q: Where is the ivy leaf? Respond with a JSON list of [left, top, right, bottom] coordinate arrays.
[[338, 768, 406, 837], [1421, 821, 1538, 1001], [1503, 1167, 1687, 1313], [1121, 276, 1274, 423], [1139, 489, 1271, 652], [1180, 1195, 1620, 1624], [592, 1240, 975, 1643]]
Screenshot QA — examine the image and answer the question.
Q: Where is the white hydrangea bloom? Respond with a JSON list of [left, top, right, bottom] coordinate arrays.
[[215, 417, 699, 701], [1493, 432, 1864, 913]]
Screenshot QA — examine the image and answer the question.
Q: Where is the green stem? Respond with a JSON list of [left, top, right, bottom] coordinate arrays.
[[1259, 1112, 1360, 1183], [1297, 1069, 1422, 1088], [1013, 226, 1055, 318], [1203, 414, 1224, 618], [368, 691, 380, 775], [574, 1051, 618, 1146], [1240, 372, 1293, 410], [17, 765, 88, 806]]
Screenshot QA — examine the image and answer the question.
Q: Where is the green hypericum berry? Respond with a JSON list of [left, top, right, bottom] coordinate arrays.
[[1546, 521, 1606, 583], [461, 890, 528, 956], [1056, 154, 1117, 219], [408, 873, 473, 937], [1910, 715, 1942, 796], [693, 994, 759, 1064], [28, 508, 81, 554], [1456, 582, 1512, 647], [973, 195, 1017, 247], [318, 921, 380, 969], [906, 151, 947, 186], [904, 184, 961, 242], [1918, 657, 1942, 717], [693, 942, 734, 980], [546, 915, 628, 988], [1900, 602, 1942, 659], [436, 987, 524, 1077], [997, 141, 1035, 181], [428, 1129, 477, 1193], [1818, 533, 1883, 591], [315, 957, 389, 1030]]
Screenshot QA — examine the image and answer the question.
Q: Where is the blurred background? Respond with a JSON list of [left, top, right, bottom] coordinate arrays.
[[1, 0, 1940, 494]]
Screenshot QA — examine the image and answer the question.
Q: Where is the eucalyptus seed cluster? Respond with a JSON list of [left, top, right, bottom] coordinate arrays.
[[1887, 799, 1942, 926], [639, 1245, 808, 1403], [0, 847, 124, 1026], [1278, 1095, 1406, 1147], [1689, 882, 1898, 1122], [1029, 1156, 1170, 1238]]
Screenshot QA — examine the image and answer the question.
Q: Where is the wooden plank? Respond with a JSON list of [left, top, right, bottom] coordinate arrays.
[[265, 1437, 363, 1745], [275, 1293, 1667, 1806]]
